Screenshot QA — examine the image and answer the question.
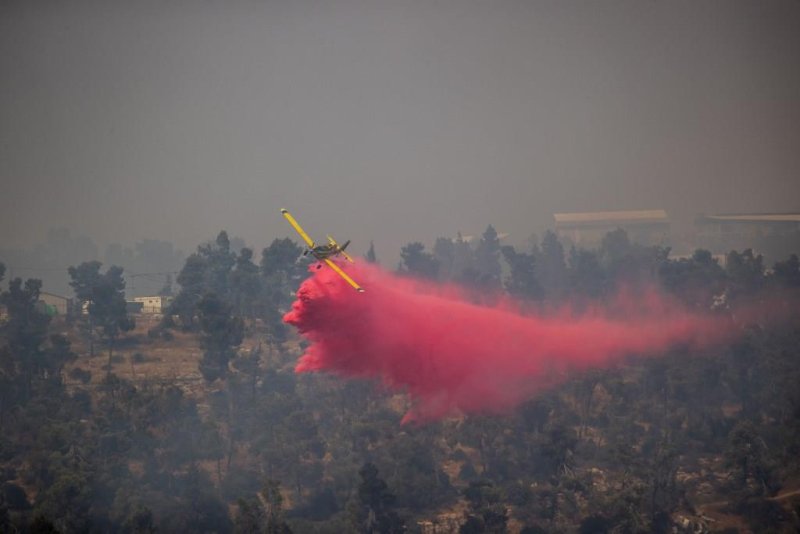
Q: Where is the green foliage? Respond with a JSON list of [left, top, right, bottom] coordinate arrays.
[[658, 248, 726, 307], [68, 367, 91, 384], [68, 261, 135, 369], [197, 293, 244, 382], [771, 253, 800, 287], [432, 237, 455, 279], [577, 515, 611, 534], [399, 242, 439, 280], [501, 245, 542, 301], [230, 247, 262, 317], [2, 482, 30, 510], [452, 233, 476, 282], [0, 277, 52, 405], [380, 433, 453, 510], [172, 253, 207, 326], [355, 463, 404, 534], [3, 228, 800, 533], [473, 225, 502, 290], [202, 231, 237, 297], [28, 515, 60, 533], [34, 470, 92, 533], [170, 231, 276, 330], [365, 241, 378, 264], [537, 230, 567, 299], [260, 238, 303, 277], [726, 248, 764, 297], [460, 480, 508, 534], [122, 504, 156, 533], [599, 228, 669, 287], [724, 421, 780, 498], [261, 238, 305, 341], [568, 247, 605, 298], [235, 497, 266, 533]]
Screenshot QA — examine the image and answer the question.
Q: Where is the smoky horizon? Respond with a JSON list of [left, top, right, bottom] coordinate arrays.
[[2, 0, 799, 269]]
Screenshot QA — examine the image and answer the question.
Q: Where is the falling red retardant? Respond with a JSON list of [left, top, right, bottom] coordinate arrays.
[[283, 262, 732, 423]]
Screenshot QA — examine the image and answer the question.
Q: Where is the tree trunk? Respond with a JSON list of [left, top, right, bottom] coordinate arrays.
[[107, 337, 115, 378]]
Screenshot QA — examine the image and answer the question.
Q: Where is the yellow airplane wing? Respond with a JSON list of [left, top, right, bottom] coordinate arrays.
[[281, 209, 315, 248], [323, 259, 365, 292]]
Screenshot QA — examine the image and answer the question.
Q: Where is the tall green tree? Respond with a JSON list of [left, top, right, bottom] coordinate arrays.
[[568, 247, 605, 298], [433, 237, 455, 280], [724, 421, 779, 497], [501, 245, 542, 301], [658, 249, 726, 308], [726, 248, 764, 297], [772, 253, 800, 287], [201, 231, 237, 297], [451, 233, 475, 283], [261, 238, 304, 343], [172, 253, 208, 328], [473, 225, 502, 289], [537, 231, 567, 300], [230, 247, 263, 317], [365, 241, 378, 264], [460, 480, 508, 534], [68, 262, 135, 375], [262, 479, 292, 534], [169, 231, 240, 329], [399, 242, 439, 280], [197, 293, 244, 382], [235, 497, 266, 534], [599, 228, 668, 287], [0, 277, 51, 405], [67, 260, 102, 355], [355, 463, 404, 534]]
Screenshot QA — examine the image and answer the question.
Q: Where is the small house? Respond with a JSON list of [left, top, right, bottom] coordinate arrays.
[[133, 296, 173, 314], [554, 209, 670, 248]]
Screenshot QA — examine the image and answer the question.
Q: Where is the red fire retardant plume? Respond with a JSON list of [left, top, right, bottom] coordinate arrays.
[[284, 263, 732, 423]]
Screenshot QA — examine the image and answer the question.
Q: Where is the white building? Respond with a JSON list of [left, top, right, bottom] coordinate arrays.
[[554, 209, 670, 248], [133, 295, 173, 314]]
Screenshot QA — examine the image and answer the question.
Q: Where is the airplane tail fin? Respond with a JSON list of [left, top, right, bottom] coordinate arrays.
[[339, 240, 355, 263]]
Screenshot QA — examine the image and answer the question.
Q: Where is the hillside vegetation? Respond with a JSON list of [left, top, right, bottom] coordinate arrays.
[[1, 229, 799, 533]]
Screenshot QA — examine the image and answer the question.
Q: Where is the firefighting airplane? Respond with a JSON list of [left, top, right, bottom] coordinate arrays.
[[280, 208, 365, 292]]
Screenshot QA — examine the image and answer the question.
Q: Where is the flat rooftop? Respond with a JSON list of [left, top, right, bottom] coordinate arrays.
[[699, 213, 800, 223], [554, 209, 668, 224]]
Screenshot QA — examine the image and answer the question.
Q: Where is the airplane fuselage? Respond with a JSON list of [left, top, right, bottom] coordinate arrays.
[[304, 240, 350, 261]]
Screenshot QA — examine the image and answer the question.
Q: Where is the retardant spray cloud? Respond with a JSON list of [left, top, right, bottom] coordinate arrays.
[[283, 263, 732, 423]]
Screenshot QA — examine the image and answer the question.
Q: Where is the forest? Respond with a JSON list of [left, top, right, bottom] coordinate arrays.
[[1, 226, 799, 533]]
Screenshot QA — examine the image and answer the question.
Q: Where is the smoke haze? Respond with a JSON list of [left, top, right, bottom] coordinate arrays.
[[2, 0, 799, 259]]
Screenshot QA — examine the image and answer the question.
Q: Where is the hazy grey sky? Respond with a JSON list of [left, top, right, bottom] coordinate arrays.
[[2, 0, 799, 259]]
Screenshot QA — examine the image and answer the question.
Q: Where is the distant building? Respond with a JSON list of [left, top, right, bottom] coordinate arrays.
[[126, 301, 144, 314], [38, 291, 74, 316], [554, 209, 670, 248], [695, 213, 800, 242], [694, 213, 800, 259], [133, 295, 173, 314]]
